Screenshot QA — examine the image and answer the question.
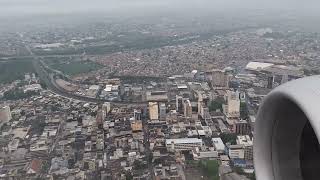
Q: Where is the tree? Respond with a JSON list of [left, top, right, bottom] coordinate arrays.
[[125, 171, 133, 180], [209, 97, 225, 112], [133, 160, 146, 170], [220, 133, 237, 145], [40, 80, 47, 89], [3, 88, 39, 100]]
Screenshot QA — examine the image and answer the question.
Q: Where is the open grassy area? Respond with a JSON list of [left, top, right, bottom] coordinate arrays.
[[186, 160, 220, 180], [199, 160, 220, 180], [0, 58, 35, 84], [48, 60, 102, 76]]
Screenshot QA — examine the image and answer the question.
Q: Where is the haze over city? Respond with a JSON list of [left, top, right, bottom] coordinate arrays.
[[0, 0, 319, 180]]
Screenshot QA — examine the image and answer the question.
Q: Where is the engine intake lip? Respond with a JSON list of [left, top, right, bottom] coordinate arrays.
[[254, 75, 320, 180]]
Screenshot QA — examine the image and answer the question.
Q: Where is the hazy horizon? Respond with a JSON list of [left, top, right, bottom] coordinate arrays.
[[0, 0, 319, 17]]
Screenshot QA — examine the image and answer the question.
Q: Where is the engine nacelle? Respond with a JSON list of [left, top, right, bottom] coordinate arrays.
[[254, 75, 320, 180]]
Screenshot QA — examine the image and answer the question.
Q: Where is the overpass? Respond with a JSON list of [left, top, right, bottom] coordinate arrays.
[[32, 59, 147, 105]]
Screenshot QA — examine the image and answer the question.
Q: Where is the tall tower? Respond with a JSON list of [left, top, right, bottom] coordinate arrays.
[[159, 103, 166, 120], [281, 74, 288, 84], [176, 95, 183, 114], [149, 102, 159, 120], [225, 91, 240, 118], [102, 102, 111, 120], [267, 75, 274, 89], [183, 99, 192, 118], [134, 109, 142, 121]]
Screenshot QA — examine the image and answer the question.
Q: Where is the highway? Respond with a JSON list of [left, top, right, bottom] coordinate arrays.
[[21, 42, 148, 105], [32, 58, 148, 105]]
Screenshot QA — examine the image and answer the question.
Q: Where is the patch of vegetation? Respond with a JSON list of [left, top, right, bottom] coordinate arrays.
[[198, 160, 220, 180], [208, 97, 225, 112], [33, 48, 81, 56], [132, 160, 147, 171], [48, 59, 103, 76], [0, 58, 35, 84], [3, 88, 39, 100], [220, 133, 237, 145], [30, 116, 46, 136]]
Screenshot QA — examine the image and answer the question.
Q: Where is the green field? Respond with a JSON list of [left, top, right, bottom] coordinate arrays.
[[47, 59, 103, 76], [186, 160, 220, 180], [199, 160, 220, 180], [0, 58, 35, 84]]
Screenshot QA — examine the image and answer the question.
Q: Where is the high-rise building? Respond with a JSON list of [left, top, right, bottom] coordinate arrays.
[[224, 91, 240, 118], [197, 93, 203, 115], [234, 120, 251, 135], [176, 95, 183, 114], [149, 102, 159, 120], [183, 99, 192, 118], [159, 103, 166, 120], [134, 109, 142, 121], [102, 102, 111, 120], [244, 145, 253, 161], [211, 69, 230, 88], [281, 74, 288, 84], [267, 75, 274, 89], [0, 105, 11, 123], [236, 135, 253, 160], [200, 107, 210, 120]]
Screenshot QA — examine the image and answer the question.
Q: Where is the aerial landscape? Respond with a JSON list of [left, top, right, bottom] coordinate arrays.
[[0, 0, 320, 179]]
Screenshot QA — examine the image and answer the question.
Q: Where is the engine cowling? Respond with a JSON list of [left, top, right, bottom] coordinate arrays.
[[254, 75, 320, 180]]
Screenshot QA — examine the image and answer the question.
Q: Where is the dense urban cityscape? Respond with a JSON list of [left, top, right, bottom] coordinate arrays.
[[1, 1, 320, 180]]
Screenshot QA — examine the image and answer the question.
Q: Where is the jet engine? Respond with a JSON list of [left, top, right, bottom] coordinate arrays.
[[254, 75, 320, 180]]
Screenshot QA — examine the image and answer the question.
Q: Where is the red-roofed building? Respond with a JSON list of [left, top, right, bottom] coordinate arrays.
[[27, 159, 43, 174]]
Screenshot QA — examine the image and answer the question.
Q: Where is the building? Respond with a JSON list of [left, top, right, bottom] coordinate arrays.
[[23, 84, 42, 93], [234, 120, 251, 135], [176, 95, 183, 113], [0, 105, 12, 123], [198, 93, 203, 115], [27, 159, 43, 174], [103, 84, 119, 97], [237, 135, 253, 160], [228, 145, 245, 159], [267, 75, 274, 89], [192, 148, 219, 160], [134, 109, 142, 121], [149, 102, 159, 120], [103, 102, 111, 113], [131, 121, 143, 132], [212, 137, 226, 154], [245, 61, 274, 72], [217, 119, 229, 133], [200, 106, 210, 119], [183, 99, 192, 118], [159, 103, 166, 120], [146, 91, 168, 102], [281, 74, 289, 84], [8, 139, 19, 152], [165, 138, 203, 152], [211, 69, 230, 88], [102, 102, 111, 119], [224, 91, 240, 118]]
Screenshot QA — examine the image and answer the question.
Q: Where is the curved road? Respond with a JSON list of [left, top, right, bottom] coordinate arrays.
[[33, 59, 147, 105]]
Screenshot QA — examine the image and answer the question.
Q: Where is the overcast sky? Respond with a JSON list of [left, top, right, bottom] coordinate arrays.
[[0, 0, 319, 17]]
